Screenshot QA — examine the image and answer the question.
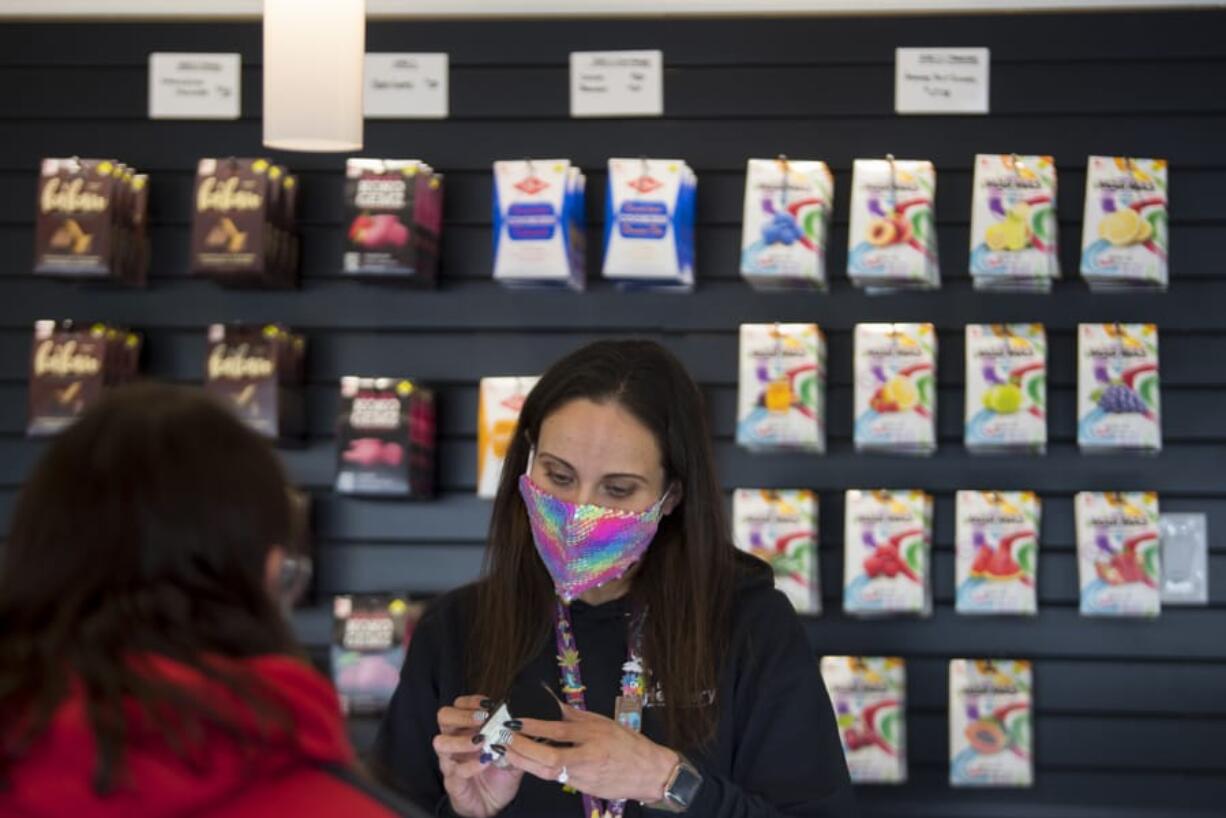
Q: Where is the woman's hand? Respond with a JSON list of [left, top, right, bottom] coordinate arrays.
[[502, 705, 680, 804], [432, 695, 524, 818]]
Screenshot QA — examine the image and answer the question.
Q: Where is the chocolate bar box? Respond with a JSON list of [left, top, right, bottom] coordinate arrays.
[[342, 159, 444, 284], [27, 320, 141, 436], [204, 323, 305, 442], [335, 376, 436, 498]]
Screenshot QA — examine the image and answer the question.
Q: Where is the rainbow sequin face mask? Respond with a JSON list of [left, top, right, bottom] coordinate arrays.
[[518, 473, 669, 602]]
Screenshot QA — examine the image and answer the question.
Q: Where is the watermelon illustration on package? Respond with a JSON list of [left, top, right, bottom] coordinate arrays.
[[1076, 491, 1161, 617], [955, 491, 1040, 615]]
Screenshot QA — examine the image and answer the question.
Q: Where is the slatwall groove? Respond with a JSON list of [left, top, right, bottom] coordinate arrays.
[[1, 12, 1225, 817]]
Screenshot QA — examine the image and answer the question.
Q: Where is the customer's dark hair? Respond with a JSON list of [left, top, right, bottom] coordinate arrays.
[[0, 382, 300, 792], [472, 339, 739, 750]]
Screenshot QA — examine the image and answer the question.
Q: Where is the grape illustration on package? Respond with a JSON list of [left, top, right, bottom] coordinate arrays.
[[955, 491, 1040, 615], [602, 157, 696, 290], [949, 659, 1034, 788], [732, 489, 820, 614], [843, 490, 933, 616], [1076, 491, 1161, 617], [1077, 323, 1161, 453], [820, 657, 908, 784], [736, 323, 826, 453], [1080, 156, 1168, 291], [965, 324, 1048, 454], [740, 157, 833, 290], [969, 154, 1059, 292]]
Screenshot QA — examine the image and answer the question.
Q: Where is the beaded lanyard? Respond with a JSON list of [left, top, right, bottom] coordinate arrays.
[[553, 597, 647, 818]]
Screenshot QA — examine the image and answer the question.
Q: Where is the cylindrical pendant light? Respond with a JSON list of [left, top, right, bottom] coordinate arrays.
[[263, 0, 365, 152]]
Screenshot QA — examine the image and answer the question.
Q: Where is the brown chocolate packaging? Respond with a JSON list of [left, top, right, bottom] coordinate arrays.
[[341, 159, 444, 285], [204, 323, 306, 443], [27, 320, 143, 436]]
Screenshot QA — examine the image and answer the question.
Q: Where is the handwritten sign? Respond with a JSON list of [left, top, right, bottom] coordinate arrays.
[[570, 50, 663, 118], [895, 47, 990, 115], [148, 52, 241, 120], [364, 53, 449, 119]]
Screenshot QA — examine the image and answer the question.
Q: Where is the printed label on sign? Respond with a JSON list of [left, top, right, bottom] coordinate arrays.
[[895, 47, 990, 114], [364, 53, 449, 119], [148, 53, 241, 120], [570, 50, 663, 118]]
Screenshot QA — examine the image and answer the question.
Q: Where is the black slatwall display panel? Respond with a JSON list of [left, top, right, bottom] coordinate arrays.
[[1, 11, 1224, 818]]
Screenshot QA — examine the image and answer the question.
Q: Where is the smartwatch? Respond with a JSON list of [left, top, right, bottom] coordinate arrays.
[[643, 755, 704, 813]]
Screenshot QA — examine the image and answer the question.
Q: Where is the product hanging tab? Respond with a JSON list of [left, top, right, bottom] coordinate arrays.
[[27, 320, 142, 437], [736, 323, 826, 453], [955, 491, 1040, 616], [335, 376, 436, 499], [853, 323, 938, 455], [492, 159, 586, 289], [969, 154, 1060, 292], [740, 156, 834, 290], [331, 594, 425, 716], [602, 157, 696, 291], [949, 659, 1034, 788], [203, 323, 305, 444], [732, 489, 821, 614], [477, 376, 539, 499], [847, 156, 939, 292], [1080, 156, 1168, 291], [342, 159, 444, 285], [843, 490, 933, 617], [1076, 491, 1162, 617], [819, 656, 908, 784], [1077, 323, 1162, 454], [964, 324, 1048, 454]]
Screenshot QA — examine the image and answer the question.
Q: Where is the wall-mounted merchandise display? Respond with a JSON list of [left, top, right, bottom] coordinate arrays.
[[854, 323, 937, 455], [1077, 323, 1162, 453], [189, 157, 300, 288], [331, 594, 425, 716], [736, 322, 826, 453], [26, 320, 142, 437], [847, 158, 939, 291], [342, 159, 443, 284], [477, 376, 539, 499], [1076, 491, 1162, 617], [1080, 156, 1169, 291], [949, 659, 1034, 788], [732, 488, 821, 614], [820, 656, 908, 784], [964, 324, 1047, 454], [335, 377, 437, 498], [955, 491, 1040, 616], [969, 154, 1059, 292], [203, 323, 305, 443], [740, 157, 834, 291], [601, 157, 696, 290], [844, 489, 933, 616], [33, 158, 148, 287], [492, 159, 586, 289]]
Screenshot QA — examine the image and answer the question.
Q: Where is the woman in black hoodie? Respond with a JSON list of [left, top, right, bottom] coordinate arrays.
[[373, 340, 855, 818]]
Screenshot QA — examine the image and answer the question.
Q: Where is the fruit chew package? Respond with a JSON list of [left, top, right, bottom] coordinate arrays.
[[1080, 157, 1168, 291], [949, 659, 1034, 787], [853, 323, 937, 455], [740, 157, 834, 290], [1077, 323, 1161, 453], [335, 377, 436, 498], [964, 324, 1047, 454], [203, 323, 305, 443], [342, 159, 444, 284], [843, 490, 933, 616], [27, 320, 142, 436], [847, 158, 939, 292], [969, 154, 1059, 292], [819, 657, 907, 784], [33, 158, 148, 286], [602, 157, 696, 291], [1076, 491, 1161, 617], [332, 594, 426, 716], [736, 323, 826, 453], [477, 376, 539, 499], [732, 489, 820, 614], [492, 159, 586, 289], [955, 491, 1040, 615]]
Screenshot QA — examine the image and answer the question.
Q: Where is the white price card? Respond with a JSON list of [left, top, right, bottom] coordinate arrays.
[[570, 50, 663, 118], [364, 53, 449, 119], [148, 52, 241, 120], [895, 47, 990, 115]]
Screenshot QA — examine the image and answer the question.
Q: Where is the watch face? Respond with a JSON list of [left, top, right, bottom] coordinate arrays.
[[667, 763, 703, 808]]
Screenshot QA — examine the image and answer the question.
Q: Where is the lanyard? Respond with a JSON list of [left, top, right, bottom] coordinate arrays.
[[553, 597, 647, 818]]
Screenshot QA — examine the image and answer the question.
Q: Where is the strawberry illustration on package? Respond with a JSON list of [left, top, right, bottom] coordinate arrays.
[[844, 490, 933, 616]]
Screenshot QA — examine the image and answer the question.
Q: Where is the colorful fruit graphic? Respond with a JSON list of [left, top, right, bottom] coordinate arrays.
[[349, 213, 410, 249], [982, 383, 1024, 415], [1099, 208, 1143, 246], [764, 378, 794, 413], [1094, 531, 1158, 587], [870, 374, 919, 413], [863, 529, 923, 582], [969, 530, 1033, 583]]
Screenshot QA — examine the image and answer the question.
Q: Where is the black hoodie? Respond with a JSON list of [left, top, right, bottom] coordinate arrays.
[[371, 555, 856, 817]]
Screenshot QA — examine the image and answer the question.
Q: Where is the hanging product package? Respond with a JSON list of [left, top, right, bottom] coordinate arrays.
[[955, 491, 1040, 616], [602, 157, 696, 291], [1080, 156, 1168, 291], [847, 157, 939, 292], [342, 158, 444, 285], [492, 159, 586, 289], [969, 154, 1059, 292], [732, 489, 821, 614], [1076, 491, 1162, 617], [843, 490, 933, 617], [740, 157, 834, 290], [335, 377, 436, 498], [1077, 323, 1162, 454], [949, 659, 1034, 788], [204, 323, 305, 443], [736, 323, 826, 453], [853, 323, 937, 455], [27, 320, 142, 437], [965, 324, 1047, 454], [820, 657, 908, 784], [477, 376, 540, 499], [332, 594, 426, 716]]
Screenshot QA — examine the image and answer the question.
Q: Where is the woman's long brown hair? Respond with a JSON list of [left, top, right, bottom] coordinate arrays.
[[471, 340, 738, 751]]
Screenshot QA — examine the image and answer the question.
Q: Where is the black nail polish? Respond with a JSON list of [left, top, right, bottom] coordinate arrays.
[[471, 734, 485, 745], [491, 743, 507, 755], [480, 698, 495, 710], [504, 719, 523, 731]]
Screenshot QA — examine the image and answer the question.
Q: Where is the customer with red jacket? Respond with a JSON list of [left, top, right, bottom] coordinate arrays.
[[0, 383, 427, 818]]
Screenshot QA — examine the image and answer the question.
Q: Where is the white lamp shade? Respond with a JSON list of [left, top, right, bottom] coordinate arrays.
[[263, 0, 365, 152]]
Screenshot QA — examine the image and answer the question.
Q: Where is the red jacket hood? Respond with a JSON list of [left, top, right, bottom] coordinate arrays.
[[0, 654, 355, 818]]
